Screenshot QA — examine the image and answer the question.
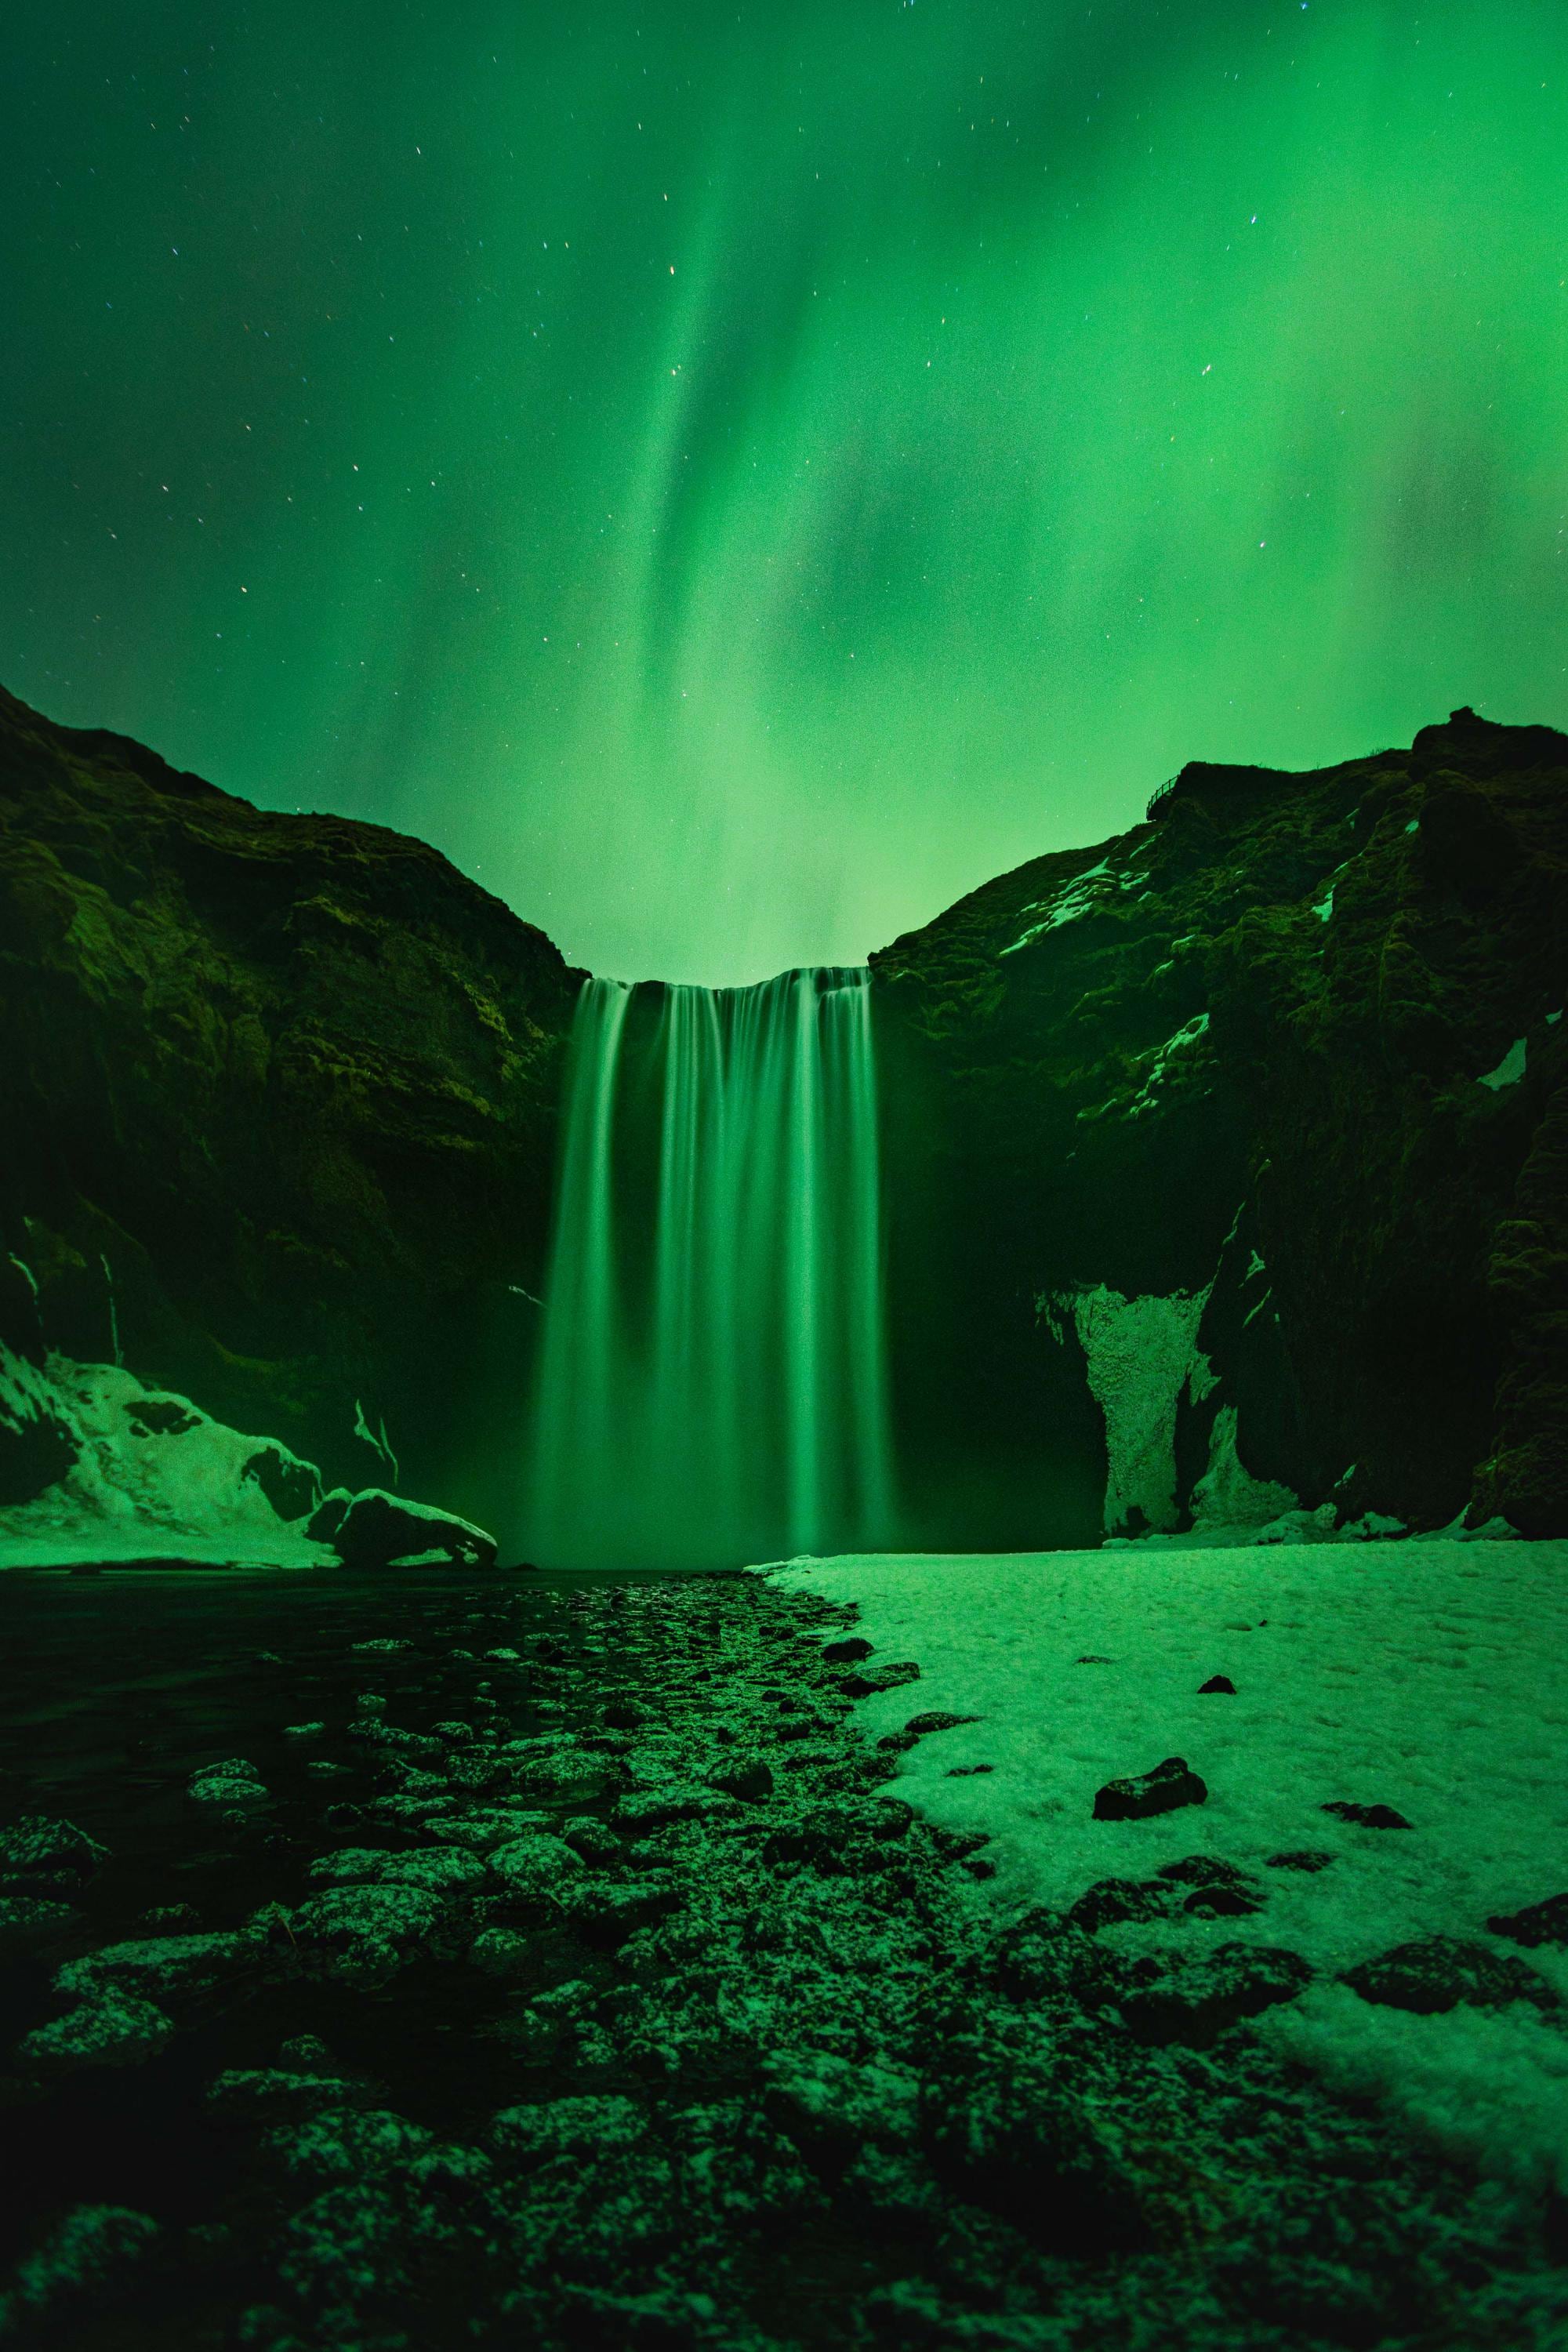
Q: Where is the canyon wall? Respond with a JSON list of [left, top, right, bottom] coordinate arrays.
[[874, 707, 1568, 1546], [0, 687, 581, 1537], [3, 687, 1565, 1555]]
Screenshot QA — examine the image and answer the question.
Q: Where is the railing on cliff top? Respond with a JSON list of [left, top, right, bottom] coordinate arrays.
[[1145, 774, 1181, 821]]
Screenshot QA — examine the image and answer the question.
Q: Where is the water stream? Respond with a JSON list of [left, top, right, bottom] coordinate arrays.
[[528, 968, 895, 1568]]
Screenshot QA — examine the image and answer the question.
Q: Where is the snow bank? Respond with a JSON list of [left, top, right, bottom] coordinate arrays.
[[0, 1355, 332, 1569], [768, 1541, 1568, 2192]]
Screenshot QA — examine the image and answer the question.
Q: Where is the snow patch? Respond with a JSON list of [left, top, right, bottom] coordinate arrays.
[[768, 1537, 1568, 2194], [0, 1359, 330, 1570], [1189, 1404, 1298, 1534], [1050, 1285, 1210, 1534], [1478, 1039, 1527, 1091]]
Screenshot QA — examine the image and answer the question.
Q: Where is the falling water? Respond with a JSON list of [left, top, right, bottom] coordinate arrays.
[[528, 968, 895, 1569]]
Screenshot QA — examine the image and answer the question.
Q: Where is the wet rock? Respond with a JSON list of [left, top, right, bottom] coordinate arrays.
[[557, 1875, 680, 1946], [1198, 1675, 1236, 1694], [487, 1833, 585, 1907], [287, 1882, 448, 1983], [710, 1760, 774, 1804], [189, 1759, 268, 1806], [1120, 1944, 1313, 2045], [764, 2049, 920, 2180], [266, 2107, 435, 2182], [1265, 1850, 1337, 1872], [0, 1894, 76, 1954], [924, 2017, 1152, 2253], [281, 1722, 326, 1740], [469, 1927, 535, 1977], [22, 1988, 175, 2070], [1486, 1891, 1568, 1948], [1341, 1935, 1561, 2016], [329, 1488, 498, 1571], [55, 1928, 260, 2005], [1321, 1801, 1412, 1830], [138, 1903, 201, 1929], [563, 1815, 624, 1862], [490, 2093, 647, 2169], [207, 2067, 368, 2121], [0, 1813, 108, 1884], [1067, 1877, 1181, 1934], [1092, 1755, 1207, 1822], [612, 1784, 733, 1831], [0, 2203, 159, 2328], [306, 1846, 486, 1896]]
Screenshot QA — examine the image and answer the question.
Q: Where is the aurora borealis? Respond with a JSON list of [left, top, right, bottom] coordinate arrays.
[[7, 2, 1567, 982]]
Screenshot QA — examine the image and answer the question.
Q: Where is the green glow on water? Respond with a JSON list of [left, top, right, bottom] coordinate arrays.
[[529, 970, 894, 1569]]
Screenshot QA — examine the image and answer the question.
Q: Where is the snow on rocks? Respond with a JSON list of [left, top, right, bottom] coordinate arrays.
[[314, 1487, 498, 1571], [0, 1359, 328, 1569], [770, 1537, 1568, 2193]]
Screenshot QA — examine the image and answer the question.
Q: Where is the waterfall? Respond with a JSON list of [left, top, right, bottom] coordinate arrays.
[[528, 967, 895, 1569]]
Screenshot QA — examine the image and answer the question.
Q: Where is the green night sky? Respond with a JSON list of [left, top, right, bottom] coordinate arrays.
[[7, 2, 1566, 982]]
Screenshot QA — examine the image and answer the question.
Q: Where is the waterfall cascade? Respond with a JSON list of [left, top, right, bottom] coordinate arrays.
[[528, 967, 895, 1569]]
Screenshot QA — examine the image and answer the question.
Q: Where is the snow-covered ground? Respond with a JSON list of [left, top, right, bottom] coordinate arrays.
[[768, 1541, 1568, 2196]]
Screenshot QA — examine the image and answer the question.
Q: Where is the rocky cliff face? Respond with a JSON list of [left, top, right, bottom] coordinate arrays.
[[874, 709, 1568, 1546], [0, 687, 582, 1537]]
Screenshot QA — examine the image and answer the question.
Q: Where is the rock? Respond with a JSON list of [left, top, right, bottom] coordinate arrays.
[[1198, 1675, 1236, 1694], [22, 1989, 175, 2070], [556, 1876, 680, 1946], [1075, 1655, 1114, 1664], [241, 1442, 321, 1522], [1155, 1855, 1252, 1889], [0, 1813, 108, 1884], [1121, 1944, 1314, 2045], [0, 2203, 159, 2325], [305, 1847, 486, 1895], [840, 1661, 922, 1699], [822, 1637, 873, 1664], [266, 2107, 435, 2182], [486, 1834, 585, 1906], [489, 2094, 647, 2169], [1092, 1756, 1207, 1822], [1321, 1801, 1412, 1830], [1341, 1935, 1561, 2016], [469, 1928, 535, 1977], [189, 1759, 268, 1806], [612, 1784, 731, 1831], [207, 2068, 368, 2120], [1067, 1878, 1181, 1933], [710, 1760, 774, 1804], [1265, 1850, 1337, 1872], [902, 1711, 980, 1738], [54, 1929, 258, 2005], [1183, 1883, 1265, 1919], [1486, 1892, 1568, 1948], [329, 1489, 498, 1570], [281, 1722, 326, 1740], [306, 1488, 352, 1544], [0, 1894, 76, 1954]]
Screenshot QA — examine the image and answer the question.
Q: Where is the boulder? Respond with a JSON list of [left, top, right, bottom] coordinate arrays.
[[1486, 1891, 1568, 1948], [1092, 1756, 1207, 1822], [1341, 1935, 1560, 2016], [326, 1488, 498, 1570]]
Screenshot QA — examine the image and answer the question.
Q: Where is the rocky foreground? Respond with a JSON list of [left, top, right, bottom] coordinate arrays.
[[2, 1570, 1564, 2350]]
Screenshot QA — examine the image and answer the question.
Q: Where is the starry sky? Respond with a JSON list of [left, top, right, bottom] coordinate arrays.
[[7, 3, 1567, 983]]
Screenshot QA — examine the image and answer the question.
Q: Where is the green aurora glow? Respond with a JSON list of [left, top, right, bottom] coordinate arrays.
[[7, 2, 1567, 982]]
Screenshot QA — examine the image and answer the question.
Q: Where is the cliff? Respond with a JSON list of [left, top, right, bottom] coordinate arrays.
[[874, 708, 1568, 1546], [0, 686, 583, 1534]]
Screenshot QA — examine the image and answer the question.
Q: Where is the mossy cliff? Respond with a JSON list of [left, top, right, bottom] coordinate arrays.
[[874, 709, 1568, 1545], [0, 686, 582, 1532]]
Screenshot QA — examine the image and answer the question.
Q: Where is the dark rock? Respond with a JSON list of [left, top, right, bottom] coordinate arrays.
[[710, 1760, 774, 1803], [1486, 1891, 1568, 1948], [840, 1661, 922, 1699], [1198, 1675, 1236, 1694], [1092, 1756, 1207, 1822], [1265, 1850, 1337, 1872], [902, 1711, 980, 1737], [1322, 1801, 1412, 1830], [929, 1828, 992, 1865], [306, 1489, 352, 1544], [870, 1798, 915, 1839], [242, 1443, 321, 1521], [1075, 1655, 1114, 1664], [822, 1637, 874, 1664], [602, 1703, 642, 1731], [328, 1488, 497, 1570], [1342, 1935, 1561, 2016], [1067, 1877, 1181, 1934], [0, 1814, 108, 1884], [0, 1894, 77, 1954], [1121, 1944, 1314, 2045], [1155, 1855, 1254, 1889], [1184, 1883, 1265, 1919]]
